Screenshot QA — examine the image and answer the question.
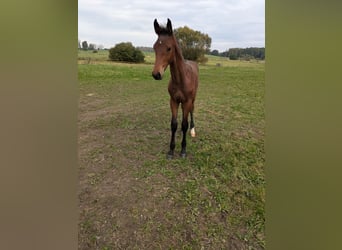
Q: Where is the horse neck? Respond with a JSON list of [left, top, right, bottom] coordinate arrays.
[[169, 39, 186, 85]]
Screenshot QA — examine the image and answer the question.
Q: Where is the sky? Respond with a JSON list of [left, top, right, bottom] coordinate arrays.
[[78, 0, 264, 52]]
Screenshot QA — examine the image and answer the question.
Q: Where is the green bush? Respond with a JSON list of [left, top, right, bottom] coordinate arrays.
[[108, 42, 145, 63]]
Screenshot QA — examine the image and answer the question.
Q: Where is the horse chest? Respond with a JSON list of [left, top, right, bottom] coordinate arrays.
[[168, 86, 186, 103]]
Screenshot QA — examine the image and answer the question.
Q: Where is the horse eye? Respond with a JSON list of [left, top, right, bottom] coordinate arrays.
[[167, 47, 171, 52]]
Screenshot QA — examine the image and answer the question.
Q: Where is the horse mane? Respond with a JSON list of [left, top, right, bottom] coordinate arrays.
[[169, 35, 186, 85], [173, 38, 184, 61], [157, 26, 172, 35]]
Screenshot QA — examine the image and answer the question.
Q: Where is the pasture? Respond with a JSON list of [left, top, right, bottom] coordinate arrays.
[[78, 50, 265, 249]]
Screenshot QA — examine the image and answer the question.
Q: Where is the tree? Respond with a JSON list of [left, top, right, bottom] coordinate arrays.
[[219, 50, 229, 57], [88, 43, 97, 50], [174, 26, 211, 63], [210, 49, 219, 56], [108, 42, 145, 63], [228, 48, 239, 60], [82, 41, 88, 50]]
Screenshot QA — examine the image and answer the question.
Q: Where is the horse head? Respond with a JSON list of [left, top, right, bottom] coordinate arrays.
[[152, 18, 175, 80]]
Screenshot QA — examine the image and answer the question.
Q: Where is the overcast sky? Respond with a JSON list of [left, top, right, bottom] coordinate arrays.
[[78, 0, 264, 52]]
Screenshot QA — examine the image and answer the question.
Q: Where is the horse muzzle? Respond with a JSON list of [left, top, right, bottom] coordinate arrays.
[[152, 71, 162, 80]]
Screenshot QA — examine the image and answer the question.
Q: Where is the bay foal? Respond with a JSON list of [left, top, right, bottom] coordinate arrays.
[[152, 18, 199, 158]]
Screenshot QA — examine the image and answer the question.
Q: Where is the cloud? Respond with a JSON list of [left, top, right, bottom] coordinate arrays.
[[78, 0, 264, 51]]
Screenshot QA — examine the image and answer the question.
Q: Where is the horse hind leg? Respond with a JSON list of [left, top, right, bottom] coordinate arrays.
[[168, 99, 179, 159], [189, 105, 196, 137]]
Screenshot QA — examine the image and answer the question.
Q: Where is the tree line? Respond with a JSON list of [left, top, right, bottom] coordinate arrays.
[[79, 27, 265, 63], [211, 47, 265, 60], [78, 40, 104, 50]]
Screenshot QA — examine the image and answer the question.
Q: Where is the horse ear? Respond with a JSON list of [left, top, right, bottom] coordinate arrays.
[[154, 19, 161, 35], [166, 18, 173, 35]]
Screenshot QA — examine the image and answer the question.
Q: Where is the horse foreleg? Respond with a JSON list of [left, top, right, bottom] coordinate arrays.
[[180, 118, 189, 158], [168, 99, 179, 159], [180, 101, 192, 158]]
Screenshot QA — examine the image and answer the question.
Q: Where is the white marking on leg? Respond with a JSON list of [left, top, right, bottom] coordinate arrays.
[[190, 127, 196, 137]]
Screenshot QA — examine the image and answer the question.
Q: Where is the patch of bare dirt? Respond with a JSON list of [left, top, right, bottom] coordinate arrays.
[[78, 93, 176, 249]]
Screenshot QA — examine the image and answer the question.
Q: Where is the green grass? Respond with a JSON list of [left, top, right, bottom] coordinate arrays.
[[78, 49, 110, 62], [78, 51, 265, 249]]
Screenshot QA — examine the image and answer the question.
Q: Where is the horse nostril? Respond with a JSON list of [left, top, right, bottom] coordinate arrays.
[[152, 72, 162, 80]]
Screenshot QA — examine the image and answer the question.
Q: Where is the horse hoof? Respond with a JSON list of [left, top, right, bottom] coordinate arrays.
[[190, 128, 196, 137], [167, 152, 174, 160], [180, 152, 187, 158]]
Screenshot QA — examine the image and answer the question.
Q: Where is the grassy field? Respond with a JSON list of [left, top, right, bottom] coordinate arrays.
[[78, 50, 265, 249]]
